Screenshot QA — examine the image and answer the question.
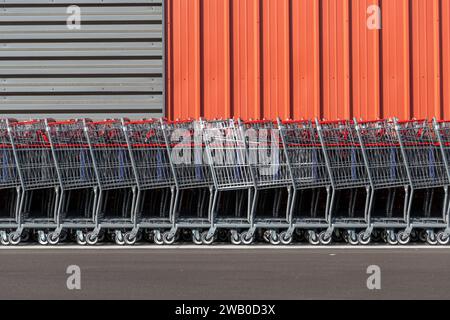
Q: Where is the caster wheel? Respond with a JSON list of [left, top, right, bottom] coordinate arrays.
[[230, 232, 241, 245], [386, 232, 398, 245], [217, 230, 228, 242], [241, 232, 254, 245], [47, 232, 59, 245], [358, 232, 371, 245], [37, 231, 48, 246], [154, 232, 164, 245], [124, 232, 137, 246], [419, 230, 428, 243], [437, 232, 450, 245], [397, 232, 410, 245], [114, 231, 125, 246], [269, 232, 281, 245], [201, 231, 214, 245], [8, 232, 21, 246], [280, 232, 293, 245], [263, 230, 272, 243], [192, 231, 203, 245], [86, 232, 99, 246], [319, 231, 332, 245], [308, 232, 320, 246], [348, 232, 359, 246], [410, 230, 419, 242], [76, 232, 87, 246], [371, 230, 381, 243], [21, 230, 30, 242], [0, 233, 9, 246], [426, 232, 438, 246], [162, 232, 176, 245]]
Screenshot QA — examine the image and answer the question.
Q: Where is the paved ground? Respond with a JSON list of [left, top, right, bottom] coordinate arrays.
[[0, 246, 449, 300]]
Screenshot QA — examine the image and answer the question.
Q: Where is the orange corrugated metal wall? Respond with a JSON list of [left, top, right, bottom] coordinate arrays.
[[166, 0, 450, 120]]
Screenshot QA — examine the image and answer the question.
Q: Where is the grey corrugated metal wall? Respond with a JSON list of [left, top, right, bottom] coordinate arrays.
[[1, 0, 164, 119]]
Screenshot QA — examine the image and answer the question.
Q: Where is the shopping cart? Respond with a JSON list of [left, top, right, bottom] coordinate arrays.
[[240, 120, 293, 245], [46, 119, 100, 245], [395, 119, 450, 245], [0, 119, 22, 245], [316, 119, 372, 245], [8, 119, 61, 245], [355, 119, 410, 245], [123, 118, 176, 245], [433, 118, 450, 245], [161, 119, 213, 245], [203, 119, 255, 245], [278, 119, 333, 245], [84, 119, 137, 245]]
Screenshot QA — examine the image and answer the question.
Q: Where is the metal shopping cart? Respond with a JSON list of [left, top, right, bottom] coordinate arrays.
[[84, 119, 137, 245], [161, 119, 213, 245], [240, 120, 293, 245], [433, 118, 450, 245], [355, 119, 410, 245], [316, 119, 372, 245], [395, 119, 450, 245], [8, 119, 61, 245], [0, 119, 22, 245], [46, 119, 100, 245], [203, 119, 255, 245], [278, 119, 333, 245], [123, 118, 176, 245]]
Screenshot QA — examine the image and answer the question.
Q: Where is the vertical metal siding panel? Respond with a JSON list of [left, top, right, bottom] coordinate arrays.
[[292, 0, 321, 120], [443, 0, 450, 119], [321, 0, 351, 120], [170, 0, 201, 119], [261, 0, 291, 120], [351, 0, 381, 120], [202, 0, 231, 119], [381, 0, 411, 120], [410, 0, 441, 119], [231, 0, 261, 119]]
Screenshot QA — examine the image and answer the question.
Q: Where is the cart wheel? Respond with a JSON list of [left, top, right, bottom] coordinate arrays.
[[114, 231, 125, 246], [426, 231, 438, 246], [154, 232, 164, 245], [47, 232, 59, 245], [163, 232, 176, 245], [308, 231, 320, 246], [319, 231, 332, 245], [348, 232, 359, 246], [86, 232, 99, 246], [76, 231, 87, 246], [201, 231, 215, 245], [124, 232, 137, 246], [280, 231, 293, 245], [269, 231, 281, 245], [241, 232, 254, 245], [358, 232, 371, 245], [21, 230, 30, 242], [386, 232, 398, 246], [419, 230, 428, 243], [59, 230, 68, 243], [410, 229, 419, 242], [437, 231, 450, 245], [0, 232, 9, 246], [37, 231, 48, 246], [397, 231, 410, 245], [230, 232, 241, 245], [263, 230, 271, 243], [8, 232, 21, 246], [371, 230, 381, 243], [192, 230, 203, 245]]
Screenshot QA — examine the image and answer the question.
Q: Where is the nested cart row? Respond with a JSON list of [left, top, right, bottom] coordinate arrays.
[[0, 117, 450, 246]]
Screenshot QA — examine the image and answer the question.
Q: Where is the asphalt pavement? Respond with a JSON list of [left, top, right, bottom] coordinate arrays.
[[0, 246, 449, 300]]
